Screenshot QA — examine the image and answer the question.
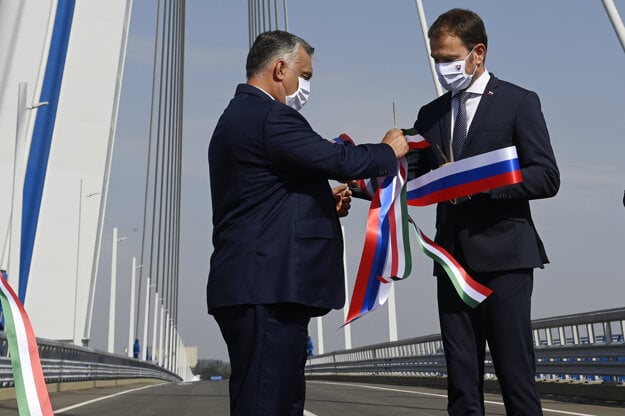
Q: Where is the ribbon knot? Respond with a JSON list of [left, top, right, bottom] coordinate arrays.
[[340, 132, 522, 325]]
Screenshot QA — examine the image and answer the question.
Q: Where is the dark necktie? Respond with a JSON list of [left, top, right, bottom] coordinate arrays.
[[452, 92, 469, 160]]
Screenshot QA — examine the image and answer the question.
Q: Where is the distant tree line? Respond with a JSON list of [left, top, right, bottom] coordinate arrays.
[[192, 359, 231, 380]]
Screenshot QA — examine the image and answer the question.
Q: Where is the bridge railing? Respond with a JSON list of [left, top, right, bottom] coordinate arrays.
[[0, 332, 181, 387], [305, 308, 625, 384]]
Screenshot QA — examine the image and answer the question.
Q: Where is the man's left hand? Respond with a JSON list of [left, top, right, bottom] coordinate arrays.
[[333, 184, 352, 217]]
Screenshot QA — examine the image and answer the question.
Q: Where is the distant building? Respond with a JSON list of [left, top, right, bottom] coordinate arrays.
[[151, 345, 198, 368]]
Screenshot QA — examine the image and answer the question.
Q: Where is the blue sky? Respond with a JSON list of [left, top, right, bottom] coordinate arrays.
[[93, 1, 625, 361]]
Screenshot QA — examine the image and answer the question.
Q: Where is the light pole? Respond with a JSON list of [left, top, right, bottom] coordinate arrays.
[[73, 179, 100, 346], [2, 83, 49, 277], [158, 302, 165, 365], [316, 316, 324, 355], [142, 277, 153, 360], [127, 258, 142, 357], [341, 226, 352, 350], [108, 227, 127, 353], [387, 284, 399, 342], [164, 314, 172, 369], [151, 290, 159, 363]]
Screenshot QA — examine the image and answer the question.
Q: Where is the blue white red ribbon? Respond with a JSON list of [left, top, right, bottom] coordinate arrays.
[[343, 130, 428, 324], [344, 159, 412, 324], [343, 134, 521, 325], [406, 146, 522, 206], [0, 270, 53, 416]]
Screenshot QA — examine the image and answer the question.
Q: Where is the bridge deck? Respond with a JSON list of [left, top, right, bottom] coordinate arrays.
[[0, 380, 623, 415]]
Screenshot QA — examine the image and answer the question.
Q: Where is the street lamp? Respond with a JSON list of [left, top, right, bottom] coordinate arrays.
[[159, 302, 165, 366], [2, 83, 49, 275], [128, 258, 143, 357], [73, 178, 100, 346], [108, 227, 127, 353], [142, 277, 154, 361], [152, 289, 159, 363]]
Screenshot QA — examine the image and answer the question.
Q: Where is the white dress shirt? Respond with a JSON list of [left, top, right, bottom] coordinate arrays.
[[450, 69, 491, 160]]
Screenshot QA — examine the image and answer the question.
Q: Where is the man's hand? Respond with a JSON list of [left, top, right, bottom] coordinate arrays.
[[333, 183, 352, 217], [381, 128, 409, 158]]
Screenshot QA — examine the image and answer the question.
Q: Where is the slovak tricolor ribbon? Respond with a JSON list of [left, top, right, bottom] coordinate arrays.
[[0, 270, 54, 416], [343, 158, 411, 325], [406, 146, 522, 206], [342, 132, 520, 325]]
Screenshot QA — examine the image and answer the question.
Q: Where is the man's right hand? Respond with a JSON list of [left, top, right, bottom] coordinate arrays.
[[381, 129, 409, 158]]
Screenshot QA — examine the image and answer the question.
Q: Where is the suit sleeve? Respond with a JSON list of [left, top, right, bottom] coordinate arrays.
[[262, 105, 397, 181], [489, 91, 560, 200], [406, 107, 439, 181]]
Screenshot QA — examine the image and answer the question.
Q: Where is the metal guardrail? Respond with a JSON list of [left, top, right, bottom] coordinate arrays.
[[305, 308, 625, 385], [0, 332, 181, 387]]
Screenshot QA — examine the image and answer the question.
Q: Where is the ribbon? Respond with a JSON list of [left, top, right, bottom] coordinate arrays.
[[0, 270, 54, 416], [406, 146, 522, 206], [412, 224, 492, 307], [343, 159, 412, 325], [343, 133, 521, 325], [343, 129, 428, 324], [334, 131, 430, 200]]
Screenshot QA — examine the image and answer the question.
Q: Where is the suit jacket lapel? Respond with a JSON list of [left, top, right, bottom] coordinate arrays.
[[466, 75, 498, 147], [437, 93, 452, 161]]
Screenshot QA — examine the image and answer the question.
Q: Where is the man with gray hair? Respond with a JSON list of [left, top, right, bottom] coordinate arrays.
[[207, 30, 408, 415]]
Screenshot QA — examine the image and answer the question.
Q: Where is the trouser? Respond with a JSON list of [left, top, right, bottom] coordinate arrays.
[[213, 303, 311, 416], [437, 268, 543, 416]]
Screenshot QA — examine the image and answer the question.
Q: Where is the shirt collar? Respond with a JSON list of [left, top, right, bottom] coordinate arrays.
[[462, 68, 490, 96], [250, 84, 275, 100]]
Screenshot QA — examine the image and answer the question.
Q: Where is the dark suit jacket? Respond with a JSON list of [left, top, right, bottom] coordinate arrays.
[[410, 74, 560, 274], [207, 84, 397, 315]]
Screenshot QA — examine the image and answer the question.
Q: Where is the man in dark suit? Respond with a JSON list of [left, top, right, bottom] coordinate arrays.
[[208, 30, 408, 416], [409, 9, 560, 415]]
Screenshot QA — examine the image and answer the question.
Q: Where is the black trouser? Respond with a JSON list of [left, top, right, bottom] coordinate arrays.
[[437, 269, 542, 416], [213, 303, 311, 416]]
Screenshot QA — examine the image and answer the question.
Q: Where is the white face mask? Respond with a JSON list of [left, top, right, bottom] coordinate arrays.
[[435, 48, 476, 93], [285, 76, 310, 111]]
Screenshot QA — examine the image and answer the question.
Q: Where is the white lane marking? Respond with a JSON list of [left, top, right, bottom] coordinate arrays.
[[309, 381, 601, 416], [54, 383, 165, 414], [303, 411, 318, 416]]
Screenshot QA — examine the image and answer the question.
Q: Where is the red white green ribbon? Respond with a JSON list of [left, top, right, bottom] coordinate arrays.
[[411, 224, 492, 307], [0, 270, 53, 416]]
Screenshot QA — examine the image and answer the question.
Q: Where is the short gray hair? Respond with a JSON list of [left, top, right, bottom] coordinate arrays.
[[246, 30, 314, 79]]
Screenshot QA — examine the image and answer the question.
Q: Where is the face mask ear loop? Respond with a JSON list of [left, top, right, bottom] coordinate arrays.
[[465, 48, 476, 76]]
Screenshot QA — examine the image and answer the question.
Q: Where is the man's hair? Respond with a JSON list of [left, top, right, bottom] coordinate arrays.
[[428, 8, 488, 50], [246, 30, 314, 79]]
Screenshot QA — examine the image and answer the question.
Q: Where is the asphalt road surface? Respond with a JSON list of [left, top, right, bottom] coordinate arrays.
[[0, 380, 623, 415]]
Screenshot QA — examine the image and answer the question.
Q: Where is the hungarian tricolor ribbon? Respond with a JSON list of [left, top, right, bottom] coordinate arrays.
[[342, 131, 521, 325], [0, 270, 54, 416], [412, 223, 492, 307]]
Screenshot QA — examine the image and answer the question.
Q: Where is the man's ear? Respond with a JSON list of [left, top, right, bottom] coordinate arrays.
[[273, 60, 287, 82], [474, 43, 487, 65]]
